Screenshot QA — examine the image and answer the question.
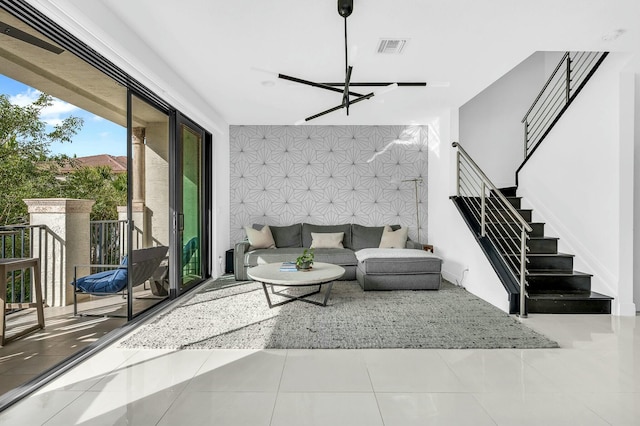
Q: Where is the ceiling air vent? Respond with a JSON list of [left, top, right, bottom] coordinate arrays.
[[377, 39, 408, 54]]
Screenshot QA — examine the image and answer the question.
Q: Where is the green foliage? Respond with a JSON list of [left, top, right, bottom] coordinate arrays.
[[63, 166, 127, 221], [0, 91, 128, 224], [0, 93, 84, 225]]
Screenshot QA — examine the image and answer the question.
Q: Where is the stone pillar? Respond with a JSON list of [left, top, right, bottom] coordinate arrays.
[[23, 198, 94, 307], [132, 127, 146, 206], [129, 127, 152, 249]]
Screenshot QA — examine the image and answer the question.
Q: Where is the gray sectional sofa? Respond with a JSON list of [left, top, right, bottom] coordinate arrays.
[[234, 223, 442, 290]]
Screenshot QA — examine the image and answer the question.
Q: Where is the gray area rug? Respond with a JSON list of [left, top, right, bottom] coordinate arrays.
[[119, 277, 559, 349]]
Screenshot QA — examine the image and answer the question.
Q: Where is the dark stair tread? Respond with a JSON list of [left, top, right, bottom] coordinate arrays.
[[527, 289, 594, 296], [527, 291, 613, 301], [487, 211, 533, 222], [526, 252, 573, 258], [488, 221, 544, 227], [494, 187, 518, 197], [506, 253, 574, 263], [496, 236, 559, 243], [527, 270, 593, 278]]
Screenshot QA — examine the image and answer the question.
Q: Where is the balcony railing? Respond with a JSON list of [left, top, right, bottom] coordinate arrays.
[[0, 225, 57, 306], [89, 220, 127, 271]]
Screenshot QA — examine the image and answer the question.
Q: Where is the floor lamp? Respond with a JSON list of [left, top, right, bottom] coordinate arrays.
[[401, 177, 423, 244]]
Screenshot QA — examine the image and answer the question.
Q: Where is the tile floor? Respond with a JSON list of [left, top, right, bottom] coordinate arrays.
[[0, 313, 638, 425]]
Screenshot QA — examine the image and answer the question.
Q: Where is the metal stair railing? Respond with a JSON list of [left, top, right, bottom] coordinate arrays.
[[521, 51, 608, 161], [453, 142, 532, 317]]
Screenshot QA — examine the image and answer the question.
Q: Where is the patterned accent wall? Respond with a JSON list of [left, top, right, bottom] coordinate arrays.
[[229, 125, 428, 245]]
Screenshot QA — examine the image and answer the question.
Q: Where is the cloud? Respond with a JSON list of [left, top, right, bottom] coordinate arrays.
[[9, 88, 79, 127]]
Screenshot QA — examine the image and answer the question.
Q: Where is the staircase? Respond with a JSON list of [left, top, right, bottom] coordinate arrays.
[[451, 143, 613, 315], [450, 51, 613, 315], [493, 187, 612, 314]]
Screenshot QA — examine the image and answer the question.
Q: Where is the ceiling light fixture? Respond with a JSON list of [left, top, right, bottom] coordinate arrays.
[[287, 0, 427, 124]]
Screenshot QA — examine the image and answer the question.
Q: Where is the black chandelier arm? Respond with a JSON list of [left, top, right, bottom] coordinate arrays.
[[321, 82, 427, 87], [344, 17, 349, 77], [343, 65, 353, 115], [303, 90, 376, 122], [278, 73, 364, 97], [304, 103, 346, 122]]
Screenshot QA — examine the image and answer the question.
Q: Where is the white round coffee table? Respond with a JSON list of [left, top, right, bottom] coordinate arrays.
[[247, 262, 345, 308]]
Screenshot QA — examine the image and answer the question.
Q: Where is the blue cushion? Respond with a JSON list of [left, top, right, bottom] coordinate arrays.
[[183, 237, 198, 265], [74, 268, 128, 293]]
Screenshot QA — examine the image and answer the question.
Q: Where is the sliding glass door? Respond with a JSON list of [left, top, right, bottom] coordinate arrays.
[[174, 113, 205, 293]]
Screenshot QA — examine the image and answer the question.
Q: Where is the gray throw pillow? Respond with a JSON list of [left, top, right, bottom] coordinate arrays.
[[351, 224, 402, 250], [351, 224, 384, 251], [253, 223, 302, 248]]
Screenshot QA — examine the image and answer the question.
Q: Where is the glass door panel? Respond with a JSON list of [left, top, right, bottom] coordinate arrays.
[[129, 94, 170, 317], [178, 117, 203, 290]]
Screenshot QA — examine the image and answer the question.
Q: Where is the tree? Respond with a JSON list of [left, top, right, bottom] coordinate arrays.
[[0, 92, 83, 225], [63, 166, 127, 221]]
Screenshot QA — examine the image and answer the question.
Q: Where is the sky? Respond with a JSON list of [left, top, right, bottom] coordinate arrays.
[[1, 74, 126, 157]]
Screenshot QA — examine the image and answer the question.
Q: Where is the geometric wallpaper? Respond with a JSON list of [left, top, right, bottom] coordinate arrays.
[[229, 125, 429, 245]]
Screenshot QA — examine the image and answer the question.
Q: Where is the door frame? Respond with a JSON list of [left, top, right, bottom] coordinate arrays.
[[169, 112, 209, 297]]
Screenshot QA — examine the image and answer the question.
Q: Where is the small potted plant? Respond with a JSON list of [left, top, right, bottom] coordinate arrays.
[[296, 248, 315, 271]]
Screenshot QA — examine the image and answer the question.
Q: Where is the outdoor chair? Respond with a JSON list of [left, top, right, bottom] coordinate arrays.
[[148, 237, 199, 296], [72, 245, 168, 316]]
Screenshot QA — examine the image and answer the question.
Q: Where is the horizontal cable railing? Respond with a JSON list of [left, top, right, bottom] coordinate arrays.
[[522, 51, 608, 160], [453, 142, 532, 317]]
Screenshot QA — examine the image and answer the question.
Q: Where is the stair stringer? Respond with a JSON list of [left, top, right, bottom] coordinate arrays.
[[450, 196, 519, 314]]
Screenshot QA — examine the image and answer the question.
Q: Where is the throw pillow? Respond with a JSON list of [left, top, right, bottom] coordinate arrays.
[[379, 225, 408, 248], [310, 232, 344, 249], [245, 225, 276, 249]]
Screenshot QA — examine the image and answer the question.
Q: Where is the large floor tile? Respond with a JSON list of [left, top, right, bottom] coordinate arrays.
[[36, 348, 139, 393], [279, 350, 372, 392], [157, 391, 277, 426], [473, 392, 610, 426], [90, 349, 210, 397], [185, 349, 286, 392], [271, 392, 383, 426], [572, 392, 640, 426], [376, 393, 497, 426], [519, 348, 639, 393], [43, 388, 179, 426], [0, 390, 83, 425], [439, 349, 557, 393], [363, 349, 468, 392]]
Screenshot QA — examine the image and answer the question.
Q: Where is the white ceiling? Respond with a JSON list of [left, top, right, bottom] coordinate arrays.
[[32, 0, 640, 126]]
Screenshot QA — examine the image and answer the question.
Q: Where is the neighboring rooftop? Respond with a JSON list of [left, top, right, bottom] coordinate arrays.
[[58, 154, 127, 174]]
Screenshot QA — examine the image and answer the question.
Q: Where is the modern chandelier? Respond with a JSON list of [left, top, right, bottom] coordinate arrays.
[[280, 0, 427, 124]]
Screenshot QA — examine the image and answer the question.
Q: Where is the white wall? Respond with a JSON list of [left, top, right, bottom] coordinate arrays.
[[213, 128, 231, 276], [459, 52, 547, 188], [428, 110, 511, 312], [633, 69, 640, 311], [518, 53, 636, 316]]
